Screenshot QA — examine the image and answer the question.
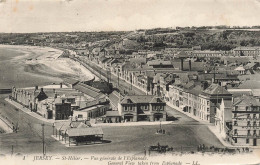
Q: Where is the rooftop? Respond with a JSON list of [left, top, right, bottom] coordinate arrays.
[[203, 83, 231, 95], [121, 95, 165, 104], [105, 111, 120, 117], [67, 127, 103, 137], [234, 95, 260, 106]]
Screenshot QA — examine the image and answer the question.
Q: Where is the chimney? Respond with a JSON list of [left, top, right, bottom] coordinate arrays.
[[35, 86, 38, 90], [157, 85, 160, 97], [189, 60, 191, 71], [181, 58, 184, 71], [40, 88, 43, 92], [213, 67, 216, 83], [60, 82, 63, 88], [54, 92, 57, 99]]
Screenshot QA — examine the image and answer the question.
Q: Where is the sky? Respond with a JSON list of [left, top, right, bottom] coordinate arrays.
[[0, 0, 260, 33]]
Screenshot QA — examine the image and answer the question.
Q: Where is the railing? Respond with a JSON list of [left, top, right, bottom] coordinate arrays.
[[232, 134, 259, 138]]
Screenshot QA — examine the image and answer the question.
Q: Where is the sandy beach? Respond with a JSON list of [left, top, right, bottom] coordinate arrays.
[[0, 45, 95, 88]]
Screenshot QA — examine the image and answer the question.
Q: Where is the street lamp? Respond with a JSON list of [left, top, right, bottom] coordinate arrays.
[[157, 107, 162, 132], [52, 123, 55, 136]]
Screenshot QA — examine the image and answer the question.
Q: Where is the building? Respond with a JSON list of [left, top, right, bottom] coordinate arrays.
[[11, 84, 88, 120], [54, 121, 104, 146], [202, 83, 233, 123], [73, 98, 110, 121], [147, 60, 174, 68], [230, 96, 260, 146], [191, 50, 223, 59], [233, 47, 260, 57], [52, 98, 72, 120], [215, 99, 232, 139], [105, 111, 121, 123], [168, 81, 211, 122], [167, 82, 232, 123], [118, 95, 166, 122], [234, 65, 246, 75]]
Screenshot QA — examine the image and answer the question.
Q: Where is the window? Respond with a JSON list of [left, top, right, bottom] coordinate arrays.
[[247, 114, 251, 119], [124, 106, 127, 111], [253, 130, 257, 136], [247, 121, 251, 127], [253, 114, 256, 119], [234, 113, 237, 118], [234, 129, 238, 135], [246, 106, 249, 111], [247, 130, 251, 136], [234, 121, 238, 126], [144, 105, 148, 110], [78, 114, 83, 118], [246, 138, 249, 144], [234, 138, 237, 143], [130, 106, 133, 111]]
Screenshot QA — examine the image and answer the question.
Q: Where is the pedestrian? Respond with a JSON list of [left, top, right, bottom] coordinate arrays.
[[202, 144, 205, 151], [197, 145, 200, 152]]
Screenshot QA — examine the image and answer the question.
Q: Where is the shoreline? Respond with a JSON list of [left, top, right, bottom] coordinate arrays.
[[0, 45, 96, 88]]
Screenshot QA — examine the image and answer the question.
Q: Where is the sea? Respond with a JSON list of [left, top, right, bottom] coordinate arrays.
[[0, 46, 61, 89]]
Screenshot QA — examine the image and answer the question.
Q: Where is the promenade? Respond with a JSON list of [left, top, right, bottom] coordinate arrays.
[[5, 98, 55, 124]]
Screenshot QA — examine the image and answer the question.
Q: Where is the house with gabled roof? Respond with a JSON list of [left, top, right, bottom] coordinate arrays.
[[118, 95, 166, 122], [202, 83, 233, 123]]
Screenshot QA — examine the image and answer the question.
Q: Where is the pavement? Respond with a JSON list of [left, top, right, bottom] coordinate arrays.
[[93, 121, 173, 127]]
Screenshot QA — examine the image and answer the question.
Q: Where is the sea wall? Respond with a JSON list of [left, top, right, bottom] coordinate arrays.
[[0, 115, 13, 133]]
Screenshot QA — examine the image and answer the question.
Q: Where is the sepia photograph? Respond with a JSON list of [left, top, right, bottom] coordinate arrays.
[[0, 0, 260, 164]]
